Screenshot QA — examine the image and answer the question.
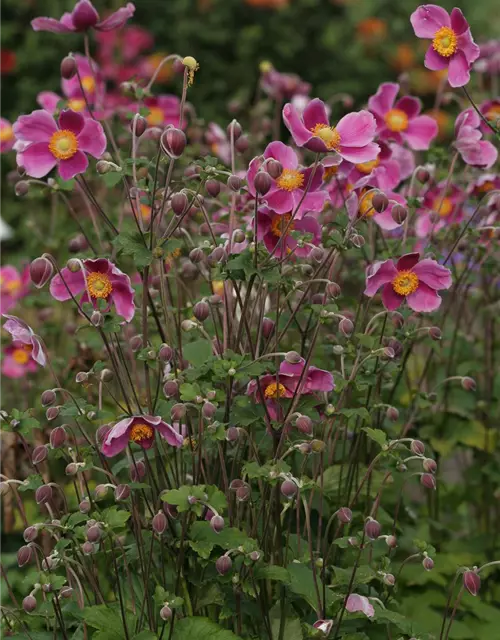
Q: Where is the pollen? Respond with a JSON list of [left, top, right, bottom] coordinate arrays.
[[12, 348, 30, 365], [271, 213, 294, 237], [86, 272, 113, 299], [323, 165, 339, 181], [183, 436, 198, 450], [310, 123, 341, 151], [356, 158, 380, 174], [0, 125, 14, 142], [264, 382, 287, 399], [146, 107, 164, 127], [392, 270, 419, 296], [129, 423, 154, 443], [358, 190, 376, 217], [384, 109, 409, 133], [48, 129, 78, 160], [485, 105, 500, 124], [67, 98, 86, 112], [276, 169, 304, 192], [432, 197, 453, 217], [81, 76, 96, 93], [3, 278, 21, 294], [432, 26, 458, 58]]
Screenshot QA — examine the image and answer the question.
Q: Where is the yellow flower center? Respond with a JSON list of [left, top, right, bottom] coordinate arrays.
[[264, 382, 287, 399], [432, 196, 453, 217], [81, 76, 96, 93], [392, 270, 419, 296], [86, 272, 113, 299], [276, 169, 304, 192], [146, 107, 164, 127], [147, 53, 173, 82], [432, 26, 458, 58], [183, 436, 198, 450], [477, 181, 495, 193], [270, 213, 294, 237], [323, 165, 339, 182], [0, 125, 14, 142], [140, 204, 152, 221], [310, 123, 342, 151], [485, 105, 500, 124], [67, 98, 86, 112], [2, 278, 21, 294], [356, 158, 380, 174], [384, 108, 409, 133], [48, 129, 78, 160], [12, 348, 30, 365], [358, 190, 376, 217], [129, 423, 154, 443], [165, 247, 182, 267]]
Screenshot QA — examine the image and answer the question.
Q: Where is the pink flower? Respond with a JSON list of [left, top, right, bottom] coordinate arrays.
[[415, 182, 464, 237], [96, 26, 153, 82], [454, 109, 498, 168], [260, 64, 310, 102], [32, 0, 135, 34], [346, 189, 407, 231], [2, 315, 46, 366], [49, 258, 135, 322], [205, 123, 231, 165], [365, 252, 452, 313], [0, 265, 30, 313], [101, 415, 183, 457], [345, 594, 375, 618], [283, 98, 379, 162], [468, 173, 500, 198], [0, 118, 15, 153], [13, 109, 106, 180], [368, 83, 437, 150], [389, 143, 416, 180], [2, 342, 38, 379], [342, 142, 402, 192], [479, 99, 500, 135], [247, 141, 327, 216], [256, 207, 321, 258], [142, 95, 182, 129], [410, 5, 480, 88], [313, 620, 333, 636]]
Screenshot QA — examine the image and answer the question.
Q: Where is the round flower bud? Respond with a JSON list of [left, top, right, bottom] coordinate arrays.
[[41, 389, 56, 407], [364, 518, 381, 539], [215, 555, 232, 575], [463, 570, 481, 596], [410, 440, 425, 456], [383, 573, 396, 587], [421, 473, 436, 490], [189, 247, 204, 264], [23, 595, 37, 613], [391, 312, 404, 329], [461, 377, 476, 391], [226, 426, 239, 442], [79, 497, 91, 513], [75, 371, 89, 384], [87, 525, 101, 542], [339, 317, 354, 337], [30, 257, 54, 289], [236, 485, 251, 502], [422, 458, 437, 473], [202, 402, 217, 419], [60, 56, 77, 79], [35, 485, 53, 505], [235, 135, 249, 153], [311, 439, 325, 453], [32, 445, 48, 465], [392, 204, 407, 224], [266, 158, 283, 178], [227, 120, 242, 140], [337, 507, 352, 524], [281, 480, 298, 499], [129, 335, 143, 352], [429, 326, 442, 340], [422, 556, 434, 571], [348, 537, 359, 547], [254, 171, 272, 196], [285, 350, 301, 364], [351, 234, 365, 248], [18, 545, 33, 567], [94, 484, 109, 499], [90, 310, 104, 327], [210, 515, 225, 533], [153, 511, 167, 535], [131, 115, 147, 137], [160, 605, 173, 620], [193, 301, 210, 322], [295, 415, 313, 435], [60, 586, 74, 599], [23, 526, 38, 543], [50, 426, 67, 449], [385, 534, 397, 548], [416, 168, 430, 183], [114, 484, 130, 501], [66, 258, 81, 272], [65, 462, 78, 476], [261, 317, 275, 338], [372, 192, 389, 213], [205, 179, 221, 198], [227, 175, 243, 192], [171, 192, 189, 216], [46, 406, 60, 421], [129, 459, 146, 482], [171, 403, 187, 421], [386, 406, 399, 422], [82, 541, 95, 555], [15, 180, 29, 196], [161, 127, 186, 159]]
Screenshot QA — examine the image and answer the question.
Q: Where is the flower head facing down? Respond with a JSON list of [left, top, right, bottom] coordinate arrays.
[[0, 266, 30, 313], [365, 253, 452, 312], [410, 5, 480, 87], [454, 108, 498, 168], [283, 98, 379, 163], [0, 118, 15, 153], [368, 82, 438, 150], [2, 315, 46, 367], [256, 207, 321, 258], [2, 342, 39, 379], [32, 0, 135, 34], [345, 594, 375, 618], [50, 258, 135, 322], [13, 109, 106, 180], [142, 95, 182, 129], [101, 415, 184, 457]]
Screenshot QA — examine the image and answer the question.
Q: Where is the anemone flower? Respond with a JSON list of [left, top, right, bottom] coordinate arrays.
[[101, 415, 183, 456]]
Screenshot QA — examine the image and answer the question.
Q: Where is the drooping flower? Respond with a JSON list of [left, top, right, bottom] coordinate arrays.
[[246, 141, 327, 216], [256, 206, 321, 258], [32, 0, 135, 34], [479, 99, 500, 135], [283, 98, 379, 162], [345, 594, 375, 618], [2, 315, 46, 366], [368, 83, 438, 150], [410, 5, 480, 87], [346, 188, 407, 231], [49, 258, 135, 322], [13, 109, 106, 180], [454, 109, 498, 168], [0, 118, 15, 153], [205, 123, 231, 165], [101, 415, 183, 456], [0, 266, 30, 313], [2, 342, 38, 379], [259, 62, 310, 102], [468, 173, 500, 198], [415, 182, 465, 238], [365, 253, 452, 312]]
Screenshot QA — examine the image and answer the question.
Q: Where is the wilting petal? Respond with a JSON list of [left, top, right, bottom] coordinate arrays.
[[346, 593, 375, 618], [410, 5, 450, 38], [31, 17, 74, 33], [58, 150, 88, 180], [407, 282, 442, 312], [31, 336, 47, 367], [21, 142, 57, 178], [365, 259, 398, 296]]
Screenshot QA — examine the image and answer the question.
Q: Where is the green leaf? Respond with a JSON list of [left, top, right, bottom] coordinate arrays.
[[171, 616, 239, 640], [270, 605, 303, 640], [79, 605, 135, 639], [100, 506, 130, 530], [255, 565, 291, 584], [179, 382, 202, 401], [287, 562, 338, 611], [189, 521, 256, 552], [101, 171, 123, 188], [362, 427, 387, 448], [182, 339, 213, 367], [111, 231, 152, 269]]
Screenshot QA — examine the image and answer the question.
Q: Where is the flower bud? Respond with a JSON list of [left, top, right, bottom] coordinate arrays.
[[429, 326, 442, 340], [18, 545, 33, 567], [23, 595, 37, 613], [82, 541, 95, 555], [161, 127, 186, 159], [254, 171, 272, 196], [87, 525, 101, 542], [364, 518, 381, 539], [266, 158, 283, 178], [215, 555, 232, 575], [35, 484, 53, 505], [386, 406, 399, 422], [210, 515, 225, 533], [171, 192, 189, 216], [410, 440, 425, 456], [351, 234, 365, 248], [227, 175, 243, 192], [391, 204, 407, 224], [236, 485, 251, 502], [385, 534, 397, 548], [311, 439, 325, 453], [171, 403, 187, 421], [422, 458, 437, 473], [160, 605, 173, 620], [372, 192, 388, 213], [337, 507, 352, 524], [262, 317, 275, 338], [94, 484, 109, 499], [339, 317, 354, 337], [295, 415, 313, 435], [249, 550, 261, 562], [114, 484, 130, 501], [421, 473, 436, 490], [75, 371, 89, 384], [463, 570, 480, 596], [65, 462, 78, 475], [60, 586, 73, 599], [461, 377, 476, 391], [23, 526, 38, 543], [235, 135, 249, 153], [46, 406, 60, 421], [32, 445, 48, 465], [201, 402, 216, 420], [422, 556, 434, 571], [189, 247, 204, 264], [40, 389, 56, 407], [49, 426, 67, 449], [60, 56, 77, 79], [281, 480, 298, 499], [79, 497, 91, 513], [383, 573, 396, 587], [90, 310, 104, 327], [205, 179, 221, 198], [30, 257, 54, 289], [227, 120, 242, 140], [152, 511, 168, 534], [131, 115, 147, 137], [226, 426, 239, 442], [193, 301, 210, 322], [416, 168, 430, 183]]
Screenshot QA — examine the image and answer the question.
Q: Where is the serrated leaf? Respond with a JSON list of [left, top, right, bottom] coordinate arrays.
[[362, 427, 387, 448], [182, 339, 213, 367], [171, 617, 239, 640]]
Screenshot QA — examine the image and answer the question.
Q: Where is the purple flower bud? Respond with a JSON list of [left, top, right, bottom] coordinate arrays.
[[326, 282, 341, 298], [189, 247, 205, 263], [227, 121, 242, 140], [254, 171, 272, 196], [422, 556, 434, 571], [17, 545, 33, 567], [23, 526, 38, 543], [131, 115, 147, 137], [35, 485, 53, 505], [205, 179, 221, 197], [90, 310, 104, 327], [32, 445, 48, 465], [266, 158, 283, 178], [194, 301, 210, 322], [261, 317, 275, 338], [422, 458, 437, 473], [386, 406, 399, 422], [364, 518, 381, 539], [215, 555, 232, 575], [224, 427, 239, 443], [295, 415, 313, 435], [46, 406, 60, 421], [23, 595, 37, 613], [162, 380, 178, 399], [383, 573, 396, 586], [372, 192, 388, 213], [337, 507, 352, 524], [60, 56, 77, 79], [159, 344, 173, 363], [235, 135, 249, 153], [339, 317, 354, 337], [114, 484, 130, 501], [463, 570, 481, 596], [129, 459, 146, 482], [160, 605, 173, 620], [171, 192, 189, 216], [60, 586, 73, 599], [285, 350, 301, 364], [313, 620, 333, 636], [50, 426, 67, 449], [281, 480, 298, 499], [429, 326, 442, 340], [461, 377, 476, 391], [75, 371, 89, 384], [311, 246, 324, 262], [227, 175, 243, 192], [210, 515, 225, 533], [385, 535, 397, 548], [416, 168, 430, 183], [65, 462, 78, 476], [410, 440, 425, 456], [249, 550, 261, 562], [87, 525, 101, 542], [202, 401, 217, 419], [421, 473, 436, 490], [129, 335, 143, 352], [151, 511, 167, 535], [208, 246, 227, 265], [41, 389, 56, 407], [161, 127, 186, 159], [82, 541, 95, 555], [30, 257, 53, 289], [15, 180, 29, 196], [351, 234, 365, 248], [79, 498, 91, 513], [236, 485, 251, 502], [187, 495, 198, 506], [171, 403, 187, 421], [67, 258, 81, 272], [391, 204, 407, 224], [391, 312, 404, 328]]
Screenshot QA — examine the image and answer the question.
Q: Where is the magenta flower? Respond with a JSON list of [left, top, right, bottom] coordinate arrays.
[[283, 98, 379, 162], [205, 123, 231, 165], [415, 182, 464, 238], [32, 0, 135, 34], [368, 83, 437, 150], [142, 95, 182, 129], [101, 415, 183, 457], [260, 65, 311, 102], [345, 594, 375, 618], [454, 109, 498, 168], [410, 5, 480, 87], [256, 207, 321, 258], [343, 142, 402, 192], [469, 173, 500, 198], [13, 109, 106, 180], [2, 342, 39, 379], [479, 99, 500, 134], [365, 253, 452, 313], [2, 315, 46, 367], [346, 189, 407, 231], [49, 258, 135, 322], [0, 265, 30, 313], [0, 118, 15, 153], [247, 141, 327, 216]]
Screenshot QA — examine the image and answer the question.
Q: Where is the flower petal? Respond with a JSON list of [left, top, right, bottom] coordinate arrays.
[[410, 4, 450, 38], [156, 421, 185, 447], [365, 259, 398, 296], [265, 189, 294, 214], [424, 46, 449, 70], [20, 142, 57, 178], [37, 91, 62, 114], [101, 417, 134, 457], [302, 98, 330, 131], [406, 282, 442, 312], [368, 83, 399, 117], [448, 51, 471, 88], [397, 253, 420, 271], [336, 111, 377, 147], [395, 96, 421, 119], [264, 140, 298, 169], [283, 102, 314, 148], [31, 17, 75, 33], [110, 279, 135, 322], [404, 115, 438, 150], [412, 258, 452, 289], [77, 118, 107, 157], [58, 150, 88, 180], [58, 109, 85, 135], [95, 3, 135, 31], [381, 283, 404, 310], [339, 142, 380, 163], [450, 7, 469, 35], [13, 110, 57, 143], [49, 266, 86, 301]]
